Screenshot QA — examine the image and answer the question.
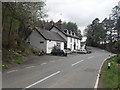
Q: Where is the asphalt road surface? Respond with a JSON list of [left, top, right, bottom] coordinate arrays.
[[3, 47, 114, 88]]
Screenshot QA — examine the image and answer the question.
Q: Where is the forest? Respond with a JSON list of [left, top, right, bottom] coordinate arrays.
[[85, 4, 120, 54]]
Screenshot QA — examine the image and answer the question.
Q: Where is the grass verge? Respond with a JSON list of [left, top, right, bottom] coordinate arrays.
[[98, 55, 120, 88]]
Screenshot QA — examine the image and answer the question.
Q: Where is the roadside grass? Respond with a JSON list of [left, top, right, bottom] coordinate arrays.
[[102, 55, 120, 88]]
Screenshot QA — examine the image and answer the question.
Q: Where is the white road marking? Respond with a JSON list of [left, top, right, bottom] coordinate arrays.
[[94, 55, 116, 88], [50, 61, 55, 62], [7, 70, 18, 74], [87, 56, 94, 59], [41, 63, 47, 66], [72, 60, 84, 66], [24, 71, 61, 89], [94, 58, 106, 88], [25, 66, 35, 69]]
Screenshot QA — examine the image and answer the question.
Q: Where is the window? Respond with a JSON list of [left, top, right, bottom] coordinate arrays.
[[40, 41, 44, 44], [57, 42, 61, 49], [69, 31, 71, 34]]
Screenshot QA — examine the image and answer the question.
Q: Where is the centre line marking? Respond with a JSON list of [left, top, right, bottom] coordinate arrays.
[[24, 71, 61, 89], [72, 60, 84, 66], [7, 70, 18, 74], [41, 63, 47, 65], [25, 66, 35, 69], [88, 56, 94, 59]]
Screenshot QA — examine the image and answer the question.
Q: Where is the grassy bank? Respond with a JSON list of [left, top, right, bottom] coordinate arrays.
[[2, 48, 33, 69], [2, 38, 36, 69], [100, 55, 120, 88]]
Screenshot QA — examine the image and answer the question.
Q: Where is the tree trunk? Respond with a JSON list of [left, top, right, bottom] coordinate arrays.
[[8, 11, 14, 48]]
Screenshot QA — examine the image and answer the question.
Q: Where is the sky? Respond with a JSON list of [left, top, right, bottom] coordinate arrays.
[[45, 0, 120, 35]]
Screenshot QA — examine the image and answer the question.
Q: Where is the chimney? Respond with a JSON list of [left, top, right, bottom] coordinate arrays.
[[57, 19, 62, 29], [50, 20, 54, 25], [58, 19, 62, 24]]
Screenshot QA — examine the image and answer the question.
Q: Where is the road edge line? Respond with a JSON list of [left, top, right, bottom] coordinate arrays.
[[94, 54, 116, 88]]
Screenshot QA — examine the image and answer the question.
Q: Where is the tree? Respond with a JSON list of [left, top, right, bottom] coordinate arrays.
[[61, 21, 82, 39], [2, 2, 47, 48], [86, 18, 106, 47], [86, 3, 120, 53]]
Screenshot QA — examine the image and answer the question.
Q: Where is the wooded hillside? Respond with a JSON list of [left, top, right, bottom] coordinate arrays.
[[2, 2, 47, 64]]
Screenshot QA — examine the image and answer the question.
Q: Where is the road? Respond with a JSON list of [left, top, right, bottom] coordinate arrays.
[[2, 47, 113, 88]]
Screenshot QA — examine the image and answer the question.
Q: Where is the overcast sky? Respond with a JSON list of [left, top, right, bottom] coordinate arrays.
[[45, 0, 119, 34]]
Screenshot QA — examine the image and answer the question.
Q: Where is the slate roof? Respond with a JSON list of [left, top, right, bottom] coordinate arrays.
[[49, 25, 81, 39], [36, 28, 66, 42]]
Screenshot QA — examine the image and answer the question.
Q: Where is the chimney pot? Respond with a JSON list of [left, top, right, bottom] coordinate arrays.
[[58, 19, 62, 24], [50, 20, 54, 25]]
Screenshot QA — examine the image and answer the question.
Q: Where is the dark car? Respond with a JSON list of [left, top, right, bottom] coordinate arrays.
[[51, 49, 67, 56]]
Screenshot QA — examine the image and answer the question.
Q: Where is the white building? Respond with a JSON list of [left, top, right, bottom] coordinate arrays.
[[25, 20, 82, 53], [49, 25, 81, 51], [25, 28, 66, 54]]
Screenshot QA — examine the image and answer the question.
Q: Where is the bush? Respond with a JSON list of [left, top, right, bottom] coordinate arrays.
[[0, 65, 9, 69], [117, 54, 120, 64], [32, 49, 38, 54], [15, 59, 24, 64], [14, 52, 22, 57]]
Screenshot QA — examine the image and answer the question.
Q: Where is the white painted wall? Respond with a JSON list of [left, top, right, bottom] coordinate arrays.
[[46, 40, 57, 53], [67, 37, 81, 51], [51, 27, 82, 51], [74, 39, 81, 50], [67, 37, 74, 51], [46, 40, 65, 54], [26, 30, 47, 52], [78, 40, 81, 49], [71, 38, 74, 51], [61, 42, 64, 50], [67, 37, 71, 49]]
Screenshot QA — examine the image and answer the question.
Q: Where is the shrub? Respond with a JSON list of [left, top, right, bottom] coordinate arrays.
[[32, 49, 38, 55], [117, 54, 120, 64], [14, 52, 22, 57], [15, 59, 24, 64], [0, 65, 9, 69]]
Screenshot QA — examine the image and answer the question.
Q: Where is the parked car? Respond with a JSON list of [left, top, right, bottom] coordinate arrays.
[[64, 49, 72, 54], [51, 49, 67, 56], [77, 49, 87, 54]]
